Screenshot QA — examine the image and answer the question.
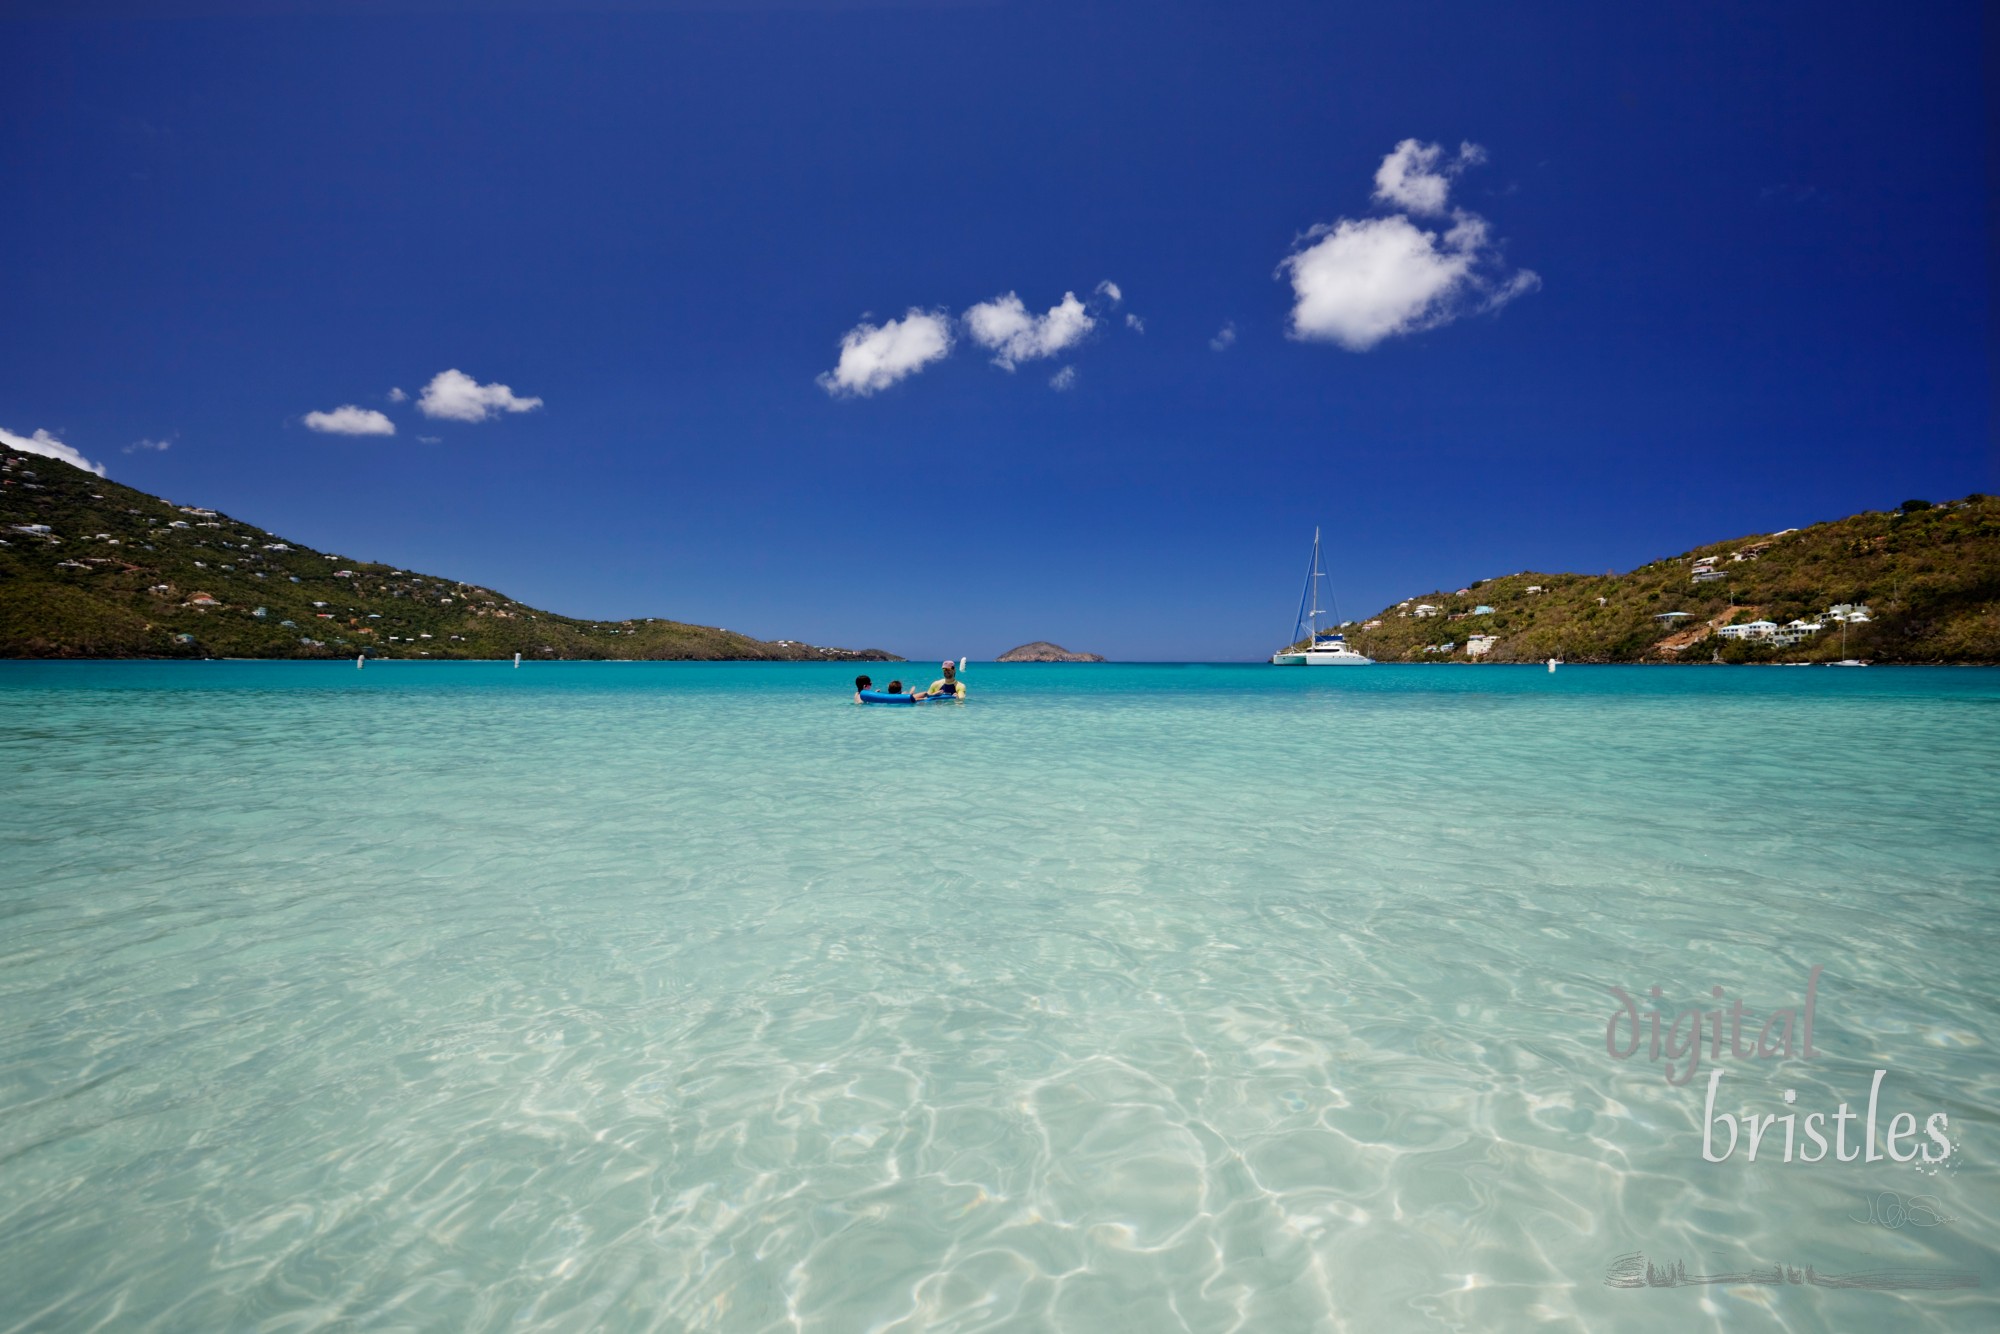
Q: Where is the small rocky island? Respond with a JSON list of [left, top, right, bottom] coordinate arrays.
[[996, 641, 1105, 662]]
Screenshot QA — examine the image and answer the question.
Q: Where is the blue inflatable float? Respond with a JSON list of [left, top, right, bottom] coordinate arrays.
[[859, 690, 962, 704]]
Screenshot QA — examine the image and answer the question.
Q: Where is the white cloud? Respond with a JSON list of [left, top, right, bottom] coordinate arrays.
[[303, 405, 396, 436], [1282, 140, 1537, 351], [817, 308, 954, 397], [416, 369, 544, 422], [1210, 321, 1237, 351], [1373, 138, 1486, 216], [1049, 366, 1078, 391], [963, 291, 1095, 369], [1, 426, 106, 476], [387, 387, 407, 402], [823, 282, 1127, 398], [124, 437, 172, 454], [1282, 217, 1471, 349], [418, 435, 441, 444]]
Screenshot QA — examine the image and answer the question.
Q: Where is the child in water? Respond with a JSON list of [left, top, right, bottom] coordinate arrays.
[[853, 674, 873, 702], [884, 680, 905, 695]]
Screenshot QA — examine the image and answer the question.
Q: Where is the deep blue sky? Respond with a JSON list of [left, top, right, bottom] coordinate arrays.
[[2, 1, 1991, 659]]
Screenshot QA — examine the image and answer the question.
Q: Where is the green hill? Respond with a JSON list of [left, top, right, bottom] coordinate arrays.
[[0, 444, 899, 662], [1315, 494, 2000, 665]]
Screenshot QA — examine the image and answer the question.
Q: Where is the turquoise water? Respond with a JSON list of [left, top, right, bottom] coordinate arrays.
[[2, 661, 1997, 1332]]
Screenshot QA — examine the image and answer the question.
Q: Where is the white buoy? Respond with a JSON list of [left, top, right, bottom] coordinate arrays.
[[356, 654, 365, 670], [1547, 657, 1558, 673], [513, 651, 521, 669], [958, 657, 966, 671]]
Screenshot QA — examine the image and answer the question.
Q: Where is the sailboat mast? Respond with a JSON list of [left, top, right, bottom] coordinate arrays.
[[1308, 527, 1326, 641], [1293, 529, 1319, 647]]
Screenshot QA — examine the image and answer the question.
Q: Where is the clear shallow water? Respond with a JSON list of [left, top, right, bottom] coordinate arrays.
[[2, 661, 1996, 1332]]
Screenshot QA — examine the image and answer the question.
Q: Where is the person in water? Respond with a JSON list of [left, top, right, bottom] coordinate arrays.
[[884, 680, 905, 694], [853, 674, 873, 702], [916, 660, 964, 700]]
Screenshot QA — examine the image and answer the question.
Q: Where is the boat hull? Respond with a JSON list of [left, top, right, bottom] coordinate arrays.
[[1270, 650, 1372, 665]]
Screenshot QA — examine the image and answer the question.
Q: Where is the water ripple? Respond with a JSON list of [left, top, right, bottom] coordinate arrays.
[[1, 662, 1996, 1331]]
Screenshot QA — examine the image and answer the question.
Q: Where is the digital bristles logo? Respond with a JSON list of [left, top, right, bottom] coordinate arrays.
[[1598, 966, 1980, 1299], [1602, 967, 1959, 1167]]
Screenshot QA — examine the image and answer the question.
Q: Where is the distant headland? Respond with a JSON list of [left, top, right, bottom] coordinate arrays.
[[1325, 494, 1998, 665], [0, 443, 900, 662], [997, 641, 1105, 662]]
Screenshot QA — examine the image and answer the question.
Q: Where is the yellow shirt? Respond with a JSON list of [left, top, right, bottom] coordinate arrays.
[[927, 677, 964, 698]]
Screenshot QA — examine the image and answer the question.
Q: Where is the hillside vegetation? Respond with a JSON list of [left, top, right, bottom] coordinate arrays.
[[1321, 494, 2000, 664], [0, 444, 898, 661]]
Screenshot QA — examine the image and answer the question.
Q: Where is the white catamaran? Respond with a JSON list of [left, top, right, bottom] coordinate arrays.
[[1270, 528, 1372, 665]]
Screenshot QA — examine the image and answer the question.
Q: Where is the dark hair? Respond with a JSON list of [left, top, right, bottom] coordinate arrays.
[[886, 680, 904, 693], [855, 675, 872, 691]]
